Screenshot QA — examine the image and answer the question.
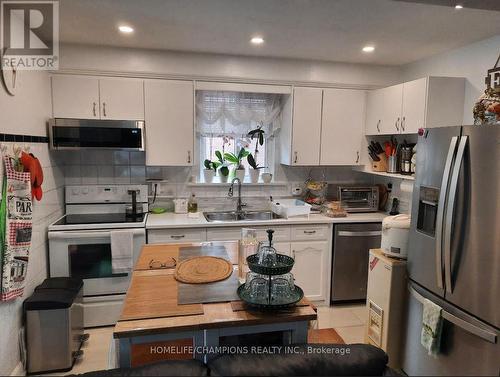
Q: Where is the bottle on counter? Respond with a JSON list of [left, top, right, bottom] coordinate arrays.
[[188, 193, 198, 213]]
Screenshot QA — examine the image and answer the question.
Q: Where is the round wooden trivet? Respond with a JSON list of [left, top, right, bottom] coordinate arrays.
[[174, 256, 233, 284]]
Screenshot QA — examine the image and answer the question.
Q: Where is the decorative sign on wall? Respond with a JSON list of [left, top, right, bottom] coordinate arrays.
[[485, 54, 500, 93], [473, 53, 500, 125]]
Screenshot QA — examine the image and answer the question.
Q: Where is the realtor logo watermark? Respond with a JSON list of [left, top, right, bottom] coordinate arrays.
[[1, 0, 59, 70]]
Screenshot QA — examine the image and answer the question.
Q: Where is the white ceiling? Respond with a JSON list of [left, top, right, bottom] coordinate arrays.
[[59, 0, 500, 66]]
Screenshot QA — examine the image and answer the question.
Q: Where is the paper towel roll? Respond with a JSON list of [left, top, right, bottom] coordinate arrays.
[[399, 180, 414, 214], [400, 180, 414, 195]]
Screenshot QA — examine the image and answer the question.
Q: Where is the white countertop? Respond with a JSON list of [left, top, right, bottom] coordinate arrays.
[[146, 211, 388, 229]]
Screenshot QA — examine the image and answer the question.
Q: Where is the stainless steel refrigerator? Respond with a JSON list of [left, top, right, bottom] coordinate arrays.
[[402, 125, 499, 376]]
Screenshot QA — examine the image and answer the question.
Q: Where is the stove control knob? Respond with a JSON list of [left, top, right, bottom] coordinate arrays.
[[82, 188, 89, 195], [72, 188, 80, 195]]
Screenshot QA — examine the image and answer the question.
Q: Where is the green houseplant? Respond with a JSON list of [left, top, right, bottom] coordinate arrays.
[[203, 159, 219, 183], [247, 153, 267, 183], [247, 124, 267, 182], [215, 150, 230, 182], [224, 148, 250, 180]]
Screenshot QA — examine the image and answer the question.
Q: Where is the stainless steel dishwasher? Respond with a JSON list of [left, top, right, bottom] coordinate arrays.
[[331, 223, 382, 303]]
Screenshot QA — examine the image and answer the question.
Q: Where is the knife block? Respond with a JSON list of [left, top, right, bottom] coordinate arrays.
[[372, 153, 387, 172]]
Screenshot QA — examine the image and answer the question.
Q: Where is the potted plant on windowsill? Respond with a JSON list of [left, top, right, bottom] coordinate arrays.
[[224, 148, 250, 181], [203, 159, 219, 183], [247, 124, 267, 183], [247, 154, 266, 183], [214, 150, 230, 183]]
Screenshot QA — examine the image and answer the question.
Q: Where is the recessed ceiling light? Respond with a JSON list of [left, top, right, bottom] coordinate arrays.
[[118, 25, 134, 34], [455, 4, 463, 9], [250, 36, 264, 45], [362, 45, 375, 53]]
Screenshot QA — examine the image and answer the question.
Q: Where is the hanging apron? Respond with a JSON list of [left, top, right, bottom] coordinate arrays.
[[0, 153, 33, 301]]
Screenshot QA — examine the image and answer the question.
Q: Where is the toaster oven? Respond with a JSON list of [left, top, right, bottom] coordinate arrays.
[[338, 186, 379, 213]]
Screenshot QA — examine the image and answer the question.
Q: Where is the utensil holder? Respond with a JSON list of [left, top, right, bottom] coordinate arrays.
[[372, 153, 387, 172], [387, 156, 399, 173]]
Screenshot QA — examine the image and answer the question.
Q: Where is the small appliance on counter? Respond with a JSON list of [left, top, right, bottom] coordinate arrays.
[[381, 214, 410, 259], [338, 186, 379, 213]]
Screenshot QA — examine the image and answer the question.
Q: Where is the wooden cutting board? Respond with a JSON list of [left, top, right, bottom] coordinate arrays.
[[120, 272, 204, 321], [134, 244, 182, 271]]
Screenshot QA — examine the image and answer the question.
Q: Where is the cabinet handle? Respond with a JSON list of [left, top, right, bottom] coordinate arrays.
[[303, 230, 317, 234], [170, 235, 185, 239], [92, 102, 97, 117], [294, 151, 298, 164], [293, 247, 318, 259], [395, 117, 400, 132], [187, 151, 191, 164], [356, 151, 360, 164], [401, 116, 406, 132], [102, 102, 107, 117], [376, 120, 381, 133]]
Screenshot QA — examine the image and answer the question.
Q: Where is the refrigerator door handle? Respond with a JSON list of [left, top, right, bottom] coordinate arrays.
[[409, 285, 497, 344], [444, 136, 468, 294], [435, 136, 458, 290]]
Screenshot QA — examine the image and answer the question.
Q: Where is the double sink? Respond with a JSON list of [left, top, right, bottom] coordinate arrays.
[[204, 210, 281, 223]]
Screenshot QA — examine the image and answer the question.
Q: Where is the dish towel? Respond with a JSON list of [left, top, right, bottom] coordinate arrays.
[[110, 230, 134, 274], [421, 298, 443, 357], [0, 153, 33, 301]]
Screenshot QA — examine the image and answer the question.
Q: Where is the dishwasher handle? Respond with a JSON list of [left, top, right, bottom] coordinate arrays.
[[337, 230, 381, 237]]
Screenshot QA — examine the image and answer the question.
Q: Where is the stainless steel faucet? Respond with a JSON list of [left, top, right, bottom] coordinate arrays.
[[228, 177, 245, 213]]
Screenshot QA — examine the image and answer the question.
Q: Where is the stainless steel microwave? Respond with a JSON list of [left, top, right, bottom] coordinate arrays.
[[338, 186, 379, 213], [48, 118, 145, 151]]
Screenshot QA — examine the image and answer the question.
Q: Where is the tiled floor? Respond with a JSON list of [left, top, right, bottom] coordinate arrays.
[[317, 303, 367, 344], [49, 303, 367, 375], [46, 326, 114, 376]]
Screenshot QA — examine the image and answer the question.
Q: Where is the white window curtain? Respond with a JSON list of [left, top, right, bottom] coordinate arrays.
[[196, 90, 283, 137]]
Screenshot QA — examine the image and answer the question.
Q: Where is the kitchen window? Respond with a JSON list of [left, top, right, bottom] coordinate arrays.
[[196, 90, 283, 177]]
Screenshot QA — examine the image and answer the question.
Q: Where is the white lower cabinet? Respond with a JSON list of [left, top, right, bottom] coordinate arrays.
[[148, 228, 207, 244], [273, 242, 290, 256], [291, 241, 329, 301], [147, 224, 330, 302]]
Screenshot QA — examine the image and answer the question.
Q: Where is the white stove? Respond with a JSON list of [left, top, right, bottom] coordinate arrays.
[[49, 184, 148, 231], [48, 184, 148, 327]]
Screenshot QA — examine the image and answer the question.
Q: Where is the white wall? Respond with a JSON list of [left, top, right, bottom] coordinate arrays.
[[0, 73, 63, 376], [0, 71, 52, 136], [402, 34, 500, 125], [59, 43, 402, 88]]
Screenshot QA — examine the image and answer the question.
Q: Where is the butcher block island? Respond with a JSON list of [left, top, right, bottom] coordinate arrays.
[[114, 241, 317, 368]]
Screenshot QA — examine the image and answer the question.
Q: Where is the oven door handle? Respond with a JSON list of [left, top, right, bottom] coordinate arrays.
[[110, 272, 129, 278], [48, 229, 145, 239]]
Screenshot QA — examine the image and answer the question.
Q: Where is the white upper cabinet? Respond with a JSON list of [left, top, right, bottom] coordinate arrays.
[[99, 78, 144, 120], [52, 75, 100, 119], [51, 75, 145, 120], [290, 87, 323, 165], [365, 76, 465, 135], [320, 89, 365, 165], [401, 77, 427, 134], [144, 80, 194, 166], [365, 88, 384, 135], [381, 84, 404, 134]]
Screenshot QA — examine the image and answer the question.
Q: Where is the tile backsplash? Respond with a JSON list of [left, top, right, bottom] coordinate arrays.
[[57, 149, 413, 214], [62, 150, 146, 185]]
